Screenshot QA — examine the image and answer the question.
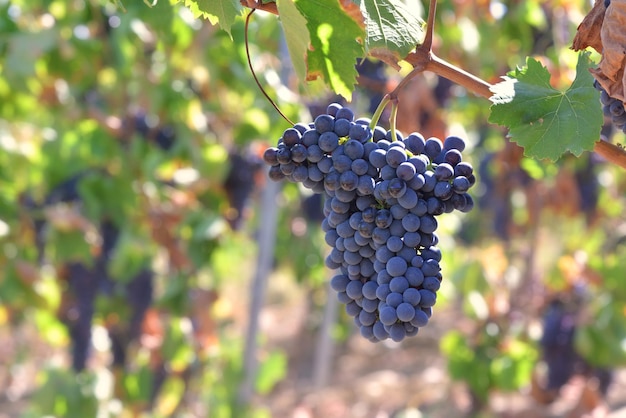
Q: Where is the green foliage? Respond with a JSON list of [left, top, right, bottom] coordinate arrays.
[[489, 52, 603, 161], [359, 0, 425, 59], [441, 329, 537, 401], [276, 0, 310, 83], [180, 0, 241, 35], [294, 0, 365, 99], [3, 0, 626, 416], [26, 369, 99, 418]]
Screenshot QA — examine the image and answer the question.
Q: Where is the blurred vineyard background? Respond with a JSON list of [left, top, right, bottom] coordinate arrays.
[[1, 0, 626, 417]]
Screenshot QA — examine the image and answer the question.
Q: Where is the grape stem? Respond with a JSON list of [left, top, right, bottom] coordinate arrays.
[[369, 94, 391, 130], [241, 0, 626, 169], [240, 0, 277, 14], [389, 100, 399, 142], [243, 8, 294, 126]]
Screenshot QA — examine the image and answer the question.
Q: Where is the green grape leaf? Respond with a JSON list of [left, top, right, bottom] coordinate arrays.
[[294, 0, 365, 99], [360, 0, 425, 66], [180, 0, 241, 36], [277, 0, 309, 84], [489, 52, 602, 161]]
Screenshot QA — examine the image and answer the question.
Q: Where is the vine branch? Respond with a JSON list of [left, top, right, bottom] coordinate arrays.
[[240, 0, 278, 15], [400, 0, 626, 169], [239, 0, 626, 169]]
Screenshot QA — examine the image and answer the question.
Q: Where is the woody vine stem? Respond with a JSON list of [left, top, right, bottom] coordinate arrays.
[[241, 0, 626, 170]]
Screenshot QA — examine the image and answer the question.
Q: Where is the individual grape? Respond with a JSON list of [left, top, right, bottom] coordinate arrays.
[[380, 165, 397, 180], [344, 139, 365, 159], [390, 204, 409, 220], [372, 227, 391, 246], [326, 102, 342, 117], [314, 114, 335, 133], [346, 280, 363, 299], [401, 213, 421, 233], [339, 170, 359, 191], [349, 123, 371, 142], [459, 193, 474, 212], [422, 171, 437, 192], [454, 161, 473, 177], [434, 181, 453, 200], [373, 126, 387, 142], [345, 300, 361, 316], [359, 310, 377, 326], [405, 132, 425, 154], [334, 118, 352, 137], [375, 209, 393, 228], [379, 305, 398, 326], [263, 147, 279, 165], [405, 265, 424, 288], [268, 165, 285, 181], [424, 137, 443, 160], [330, 274, 350, 292], [398, 188, 418, 209], [319, 131, 339, 152], [282, 128, 302, 147], [444, 149, 463, 166], [423, 276, 441, 292], [301, 128, 319, 146], [386, 147, 407, 168], [387, 323, 407, 342], [389, 276, 409, 293], [443, 135, 466, 151], [373, 321, 389, 340], [386, 235, 404, 253], [396, 162, 416, 180], [336, 106, 355, 121], [610, 100, 625, 116], [307, 165, 324, 182], [403, 287, 422, 306], [351, 159, 369, 176], [388, 178, 407, 198], [337, 291, 351, 304], [386, 256, 408, 277], [397, 302, 416, 322], [419, 289, 437, 307], [362, 297, 379, 313], [317, 157, 333, 173], [452, 176, 471, 193], [419, 215, 438, 234], [276, 147, 292, 164], [362, 280, 379, 299], [368, 148, 388, 168], [410, 309, 430, 327], [403, 232, 421, 248], [434, 163, 454, 181], [410, 155, 428, 174], [292, 165, 309, 182], [279, 162, 296, 177], [421, 247, 442, 262], [389, 220, 406, 238], [385, 291, 404, 307]]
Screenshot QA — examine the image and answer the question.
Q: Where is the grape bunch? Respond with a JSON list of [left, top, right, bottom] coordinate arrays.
[[263, 103, 475, 342], [594, 80, 626, 133]]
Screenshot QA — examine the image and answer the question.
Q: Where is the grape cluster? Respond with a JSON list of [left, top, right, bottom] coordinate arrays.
[[263, 103, 475, 342], [594, 80, 626, 133]]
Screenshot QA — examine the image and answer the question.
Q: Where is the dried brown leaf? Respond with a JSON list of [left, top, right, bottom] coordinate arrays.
[[368, 48, 402, 71], [572, 0, 606, 53], [590, 0, 626, 102], [339, 0, 364, 27]]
